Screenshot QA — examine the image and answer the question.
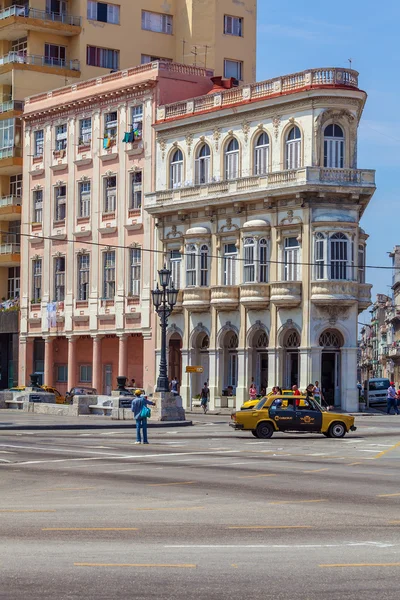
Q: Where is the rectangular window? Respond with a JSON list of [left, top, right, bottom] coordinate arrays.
[[169, 250, 181, 289], [200, 246, 208, 287], [104, 176, 116, 213], [284, 237, 300, 281], [358, 244, 365, 284], [87, 45, 119, 69], [8, 267, 20, 299], [0, 118, 15, 151], [259, 241, 268, 283], [11, 37, 27, 54], [103, 251, 115, 299], [56, 365, 68, 383], [54, 256, 65, 301], [131, 105, 143, 141], [44, 43, 66, 67], [141, 10, 173, 34], [34, 130, 44, 157], [78, 181, 91, 218], [54, 185, 66, 221], [224, 15, 243, 36], [79, 365, 92, 383], [104, 111, 117, 139], [130, 248, 141, 297], [55, 123, 67, 151], [10, 174, 22, 197], [130, 171, 142, 209], [87, 1, 120, 24], [315, 235, 325, 280], [244, 240, 255, 283], [141, 54, 172, 64], [79, 118, 92, 145], [33, 189, 43, 223], [77, 254, 90, 301], [223, 243, 237, 286], [32, 259, 42, 302], [330, 238, 348, 280], [224, 59, 243, 80], [186, 250, 196, 287]]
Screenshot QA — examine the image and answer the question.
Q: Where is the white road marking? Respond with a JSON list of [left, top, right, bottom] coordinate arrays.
[[165, 542, 395, 549]]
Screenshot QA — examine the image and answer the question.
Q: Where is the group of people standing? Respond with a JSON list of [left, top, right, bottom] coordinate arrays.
[[248, 381, 329, 409]]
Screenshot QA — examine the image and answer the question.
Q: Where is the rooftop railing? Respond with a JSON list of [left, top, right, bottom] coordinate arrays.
[[158, 67, 360, 121], [0, 5, 81, 27], [0, 52, 80, 71]]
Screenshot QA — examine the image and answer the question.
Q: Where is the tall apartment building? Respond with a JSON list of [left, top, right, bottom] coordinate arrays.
[[146, 67, 376, 412], [0, 0, 257, 388]]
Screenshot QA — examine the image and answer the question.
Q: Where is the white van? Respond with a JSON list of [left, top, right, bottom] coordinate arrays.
[[364, 378, 390, 404]]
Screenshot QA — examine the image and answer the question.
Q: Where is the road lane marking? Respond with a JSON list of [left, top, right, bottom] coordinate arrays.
[[0, 509, 56, 513], [40, 487, 96, 492], [132, 507, 204, 511], [268, 499, 327, 505], [231, 564, 238, 569], [319, 563, 400, 568], [74, 563, 196, 568], [302, 468, 329, 473], [378, 493, 400, 498], [227, 526, 312, 530], [238, 474, 277, 479], [373, 441, 400, 460], [148, 481, 194, 487], [347, 462, 362, 466], [43, 528, 138, 531], [165, 542, 394, 549]]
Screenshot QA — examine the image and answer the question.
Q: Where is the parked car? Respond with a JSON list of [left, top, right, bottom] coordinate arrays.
[[363, 378, 390, 405], [65, 387, 97, 403]]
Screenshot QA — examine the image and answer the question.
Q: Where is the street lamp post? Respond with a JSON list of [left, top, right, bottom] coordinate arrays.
[[151, 266, 179, 393]]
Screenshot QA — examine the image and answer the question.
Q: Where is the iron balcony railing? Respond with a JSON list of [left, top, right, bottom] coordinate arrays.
[[0, 52, 80, 71], [0, 5, 81, 27]]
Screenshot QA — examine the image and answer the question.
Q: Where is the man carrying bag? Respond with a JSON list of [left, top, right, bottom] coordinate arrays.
[[131, 389, 156, 444]]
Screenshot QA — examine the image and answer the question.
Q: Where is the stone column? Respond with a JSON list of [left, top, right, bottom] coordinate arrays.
[[18, 337, 33, 386], [341, 347, 358, 412], [44, 337, 54, 386], [235, 349, 247, 410], [311, 346, 323, 386], [118, 334, 128, 377], [180, 349, 190, 409], [92, 335, 102, 393], [299, 347, 311, 392], [267, 348, 277, 392], [208, 350, 218, 410], [67, 337, 77, 391]]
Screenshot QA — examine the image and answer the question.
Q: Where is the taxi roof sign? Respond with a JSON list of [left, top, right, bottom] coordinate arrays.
[[186, 366, 204, 374]]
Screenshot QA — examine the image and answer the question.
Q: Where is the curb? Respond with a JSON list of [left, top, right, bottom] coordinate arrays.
[[0, 420, 193, 431]]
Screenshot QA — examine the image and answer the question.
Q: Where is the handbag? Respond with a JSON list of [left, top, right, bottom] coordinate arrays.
[[139, 405, 151, 419]]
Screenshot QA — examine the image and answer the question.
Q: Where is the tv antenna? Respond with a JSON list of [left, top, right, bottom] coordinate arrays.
[[348, 58, 353, 69]]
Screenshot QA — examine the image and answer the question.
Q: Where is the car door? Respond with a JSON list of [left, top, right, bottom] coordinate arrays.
[[268, 396, 296, 431], [295, 397, 323, 432]]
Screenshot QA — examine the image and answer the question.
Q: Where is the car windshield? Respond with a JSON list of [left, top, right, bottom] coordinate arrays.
[[255, 397, 269, 410], [369, 379, 390, 391]]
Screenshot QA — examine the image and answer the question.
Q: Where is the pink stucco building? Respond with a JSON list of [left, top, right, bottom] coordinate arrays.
[[19, 61, 213, 394]]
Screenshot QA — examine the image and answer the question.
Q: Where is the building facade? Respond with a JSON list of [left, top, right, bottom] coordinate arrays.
[[20, 61, 213, 394], [0, 0, 256, 387], [147, 67, 376, 412]]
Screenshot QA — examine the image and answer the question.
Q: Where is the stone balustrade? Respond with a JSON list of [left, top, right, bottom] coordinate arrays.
[[182, 288, 211, 311], [239, 283, 270, 309], [270, 281, 302, 307], [210, 285, 239, 310], [311, 281, 372, 311]]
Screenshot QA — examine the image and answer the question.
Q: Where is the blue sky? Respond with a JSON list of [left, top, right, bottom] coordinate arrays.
[[256, 0, 399, 308]]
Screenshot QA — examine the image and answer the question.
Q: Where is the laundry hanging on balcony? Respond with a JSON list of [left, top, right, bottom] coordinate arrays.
[[47, 302, 57, 328], [122, 121, 142, 144], [103, 136, 112, 149]]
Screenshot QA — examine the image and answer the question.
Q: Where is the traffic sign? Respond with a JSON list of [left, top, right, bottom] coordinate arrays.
[[186, 366, 204, 374]]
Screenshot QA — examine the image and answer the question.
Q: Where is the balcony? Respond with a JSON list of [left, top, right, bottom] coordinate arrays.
[[210, 285, 239, 310], [0, 53, 80, 77], [157, 67, 359, 122], [146, 167, 376, 215], [270, 281, 302, 307], [311, 281, 360, 306], [240, 283, 270, 309], [0, 194, 21, 220], [0, 146, 22, 173], [389, 346, 400, 357], [0, 99, 23, 115], [0, 6, 81, 38], [359, 283, 373, 312], [0, 242, 20, 266], [182, 288, 211, 312]]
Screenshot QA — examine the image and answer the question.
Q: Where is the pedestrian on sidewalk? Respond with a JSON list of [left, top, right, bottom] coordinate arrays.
[[387, 382, 399, 415], [131, 389, 156, 444], [249, 382, 257, 400], [200, 382, 210, 414]]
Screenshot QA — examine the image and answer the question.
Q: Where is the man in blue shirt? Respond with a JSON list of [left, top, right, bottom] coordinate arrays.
[[131, 390, 156, 444], [387, 382, 399, 415]]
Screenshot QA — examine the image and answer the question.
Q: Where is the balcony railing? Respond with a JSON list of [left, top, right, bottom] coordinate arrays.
[[0, 195, 21, 208], [158, 67, 360, 121], [0, 100, 23, 114], [0, 243, 20, 255], [0, 146, 22, 160], [0, 6, 81, 27], [0, 52, 80, 71]]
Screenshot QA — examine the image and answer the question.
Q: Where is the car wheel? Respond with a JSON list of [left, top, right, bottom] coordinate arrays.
[[251, 430, 258, 437], [256, 422, 274, 439], [328, 422, 346, 438]]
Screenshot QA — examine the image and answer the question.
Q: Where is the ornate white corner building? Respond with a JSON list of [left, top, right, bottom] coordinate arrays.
[[146, 68, 376, 412]]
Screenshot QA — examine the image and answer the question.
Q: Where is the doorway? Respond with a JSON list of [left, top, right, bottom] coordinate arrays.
[[168, 334, 182, 384], [103, 364, 112, 395], [283, 330, 300, 388], [319, 329, 343, 407]]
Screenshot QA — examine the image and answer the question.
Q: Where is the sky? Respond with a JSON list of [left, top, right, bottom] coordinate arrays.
[[256, 0, 399, 312]]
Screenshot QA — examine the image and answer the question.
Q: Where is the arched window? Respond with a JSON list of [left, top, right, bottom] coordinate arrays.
[[254, 132, 269, 175], [243, 237, 269, 283], [225, 138, 239, 180], [185, 244, 209, 288], [315, 232, 325, 280], [195, 143, 211, 184], [286, 126, 301, 170], [186, 244, 197, 287], [284, 330, 300, 348], [330, 232, 348, 280], [319, 330, 343, 348], [324, 124, 344, 168], [170, 149, 183, 188]]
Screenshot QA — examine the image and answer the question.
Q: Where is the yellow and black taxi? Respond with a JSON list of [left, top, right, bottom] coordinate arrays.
[[230, 395, 356, 439]]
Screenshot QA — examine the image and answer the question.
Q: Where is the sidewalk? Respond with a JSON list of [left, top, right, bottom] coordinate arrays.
[[0, 410, 192, 431]]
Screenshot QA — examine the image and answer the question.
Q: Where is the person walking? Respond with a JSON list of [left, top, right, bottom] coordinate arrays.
[[313, 381, 325, 407], [131, 389, 156, 444], [200, 382, 210, 414], [170, 377, 179, 395], [387, 382, 399, 415], [249, 382, 257, 400]]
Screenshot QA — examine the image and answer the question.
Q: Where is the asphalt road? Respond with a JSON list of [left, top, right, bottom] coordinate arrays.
[[1, 413, 400, 599]]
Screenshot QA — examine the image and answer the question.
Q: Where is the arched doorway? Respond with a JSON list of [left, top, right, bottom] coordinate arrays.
[[250, 330, 269, 393], [284, 330, 300, 388], [168, 333, 182, 385], [319, 329, 343, 407], [191, 331, 210, 397], [222, 330, 238, 394]]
